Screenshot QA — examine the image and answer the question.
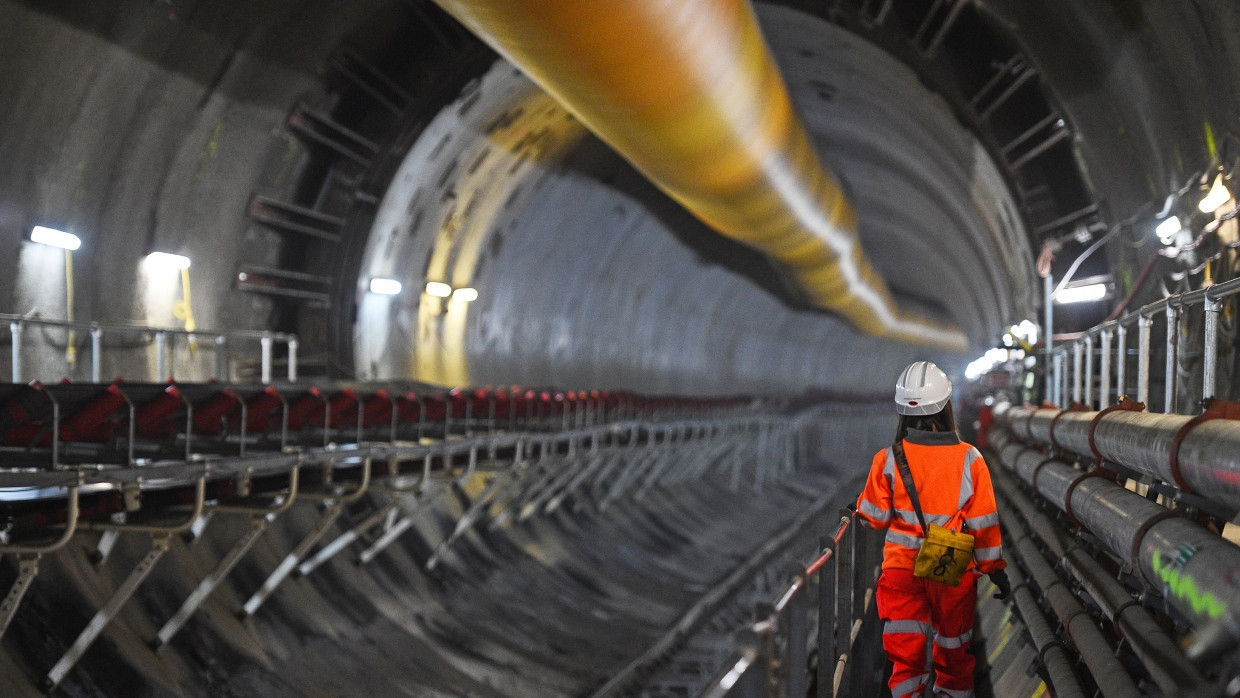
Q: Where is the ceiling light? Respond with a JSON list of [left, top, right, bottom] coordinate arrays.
[[1055, 282, 1107, 304], [451, 287, 478, 302], [369, 278, 402, 295], [30, 226, 81, 250], [425, 281, 452, 297], [145, 252, 191, 269], [1155, 216, 1182, 242], [1199, 174, 1231, 212]]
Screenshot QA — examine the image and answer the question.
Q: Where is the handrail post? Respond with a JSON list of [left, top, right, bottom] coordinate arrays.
[[1138, 315, 1152, 405], [214, 335, 226, 382], [816, 533, 837, 697], [1204, 296, 1221, 401], [1099, 329, 1112, 406], [1115, 324, 1127, 400], [287, 337, 299, 382], [1083, 334, 1094, 408], [261, 336, 273, 384], [90, 327, 103, 383], [10, 321, 22, 382], [1072, 341, 1083, 404], [784, 563, 808, 698], [833, 509, 854, 694], [155, 331, 168, 381], [1165, 304, 1179, 413]]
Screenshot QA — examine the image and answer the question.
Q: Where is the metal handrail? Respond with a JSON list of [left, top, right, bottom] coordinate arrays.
[[1051, 275, 1240, 412], [698, 509, 882, 698], [1, 313, 298, 384]]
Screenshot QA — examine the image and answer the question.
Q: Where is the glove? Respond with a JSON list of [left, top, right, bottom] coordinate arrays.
[[989, 569, 1011, 600]]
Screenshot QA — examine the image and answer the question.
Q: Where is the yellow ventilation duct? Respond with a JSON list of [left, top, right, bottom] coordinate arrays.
[[431, 0, 968, 350]]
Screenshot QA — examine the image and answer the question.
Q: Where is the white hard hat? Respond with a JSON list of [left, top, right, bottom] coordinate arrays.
[[895, 361, 952, 416]]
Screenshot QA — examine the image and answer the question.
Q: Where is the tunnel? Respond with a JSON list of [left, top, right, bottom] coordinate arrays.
[[1, 0, 1240, 695]]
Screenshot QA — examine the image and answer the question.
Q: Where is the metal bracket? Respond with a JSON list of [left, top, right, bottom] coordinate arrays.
[[46, 534, 173, 690], [0, 554, 40, 640]]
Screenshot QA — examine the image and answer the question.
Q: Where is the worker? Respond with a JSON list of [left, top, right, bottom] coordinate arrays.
[[854, 361, 1010, 698]]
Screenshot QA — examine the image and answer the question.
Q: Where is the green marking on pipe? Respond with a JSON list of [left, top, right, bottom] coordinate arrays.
[[1152, 549, 1226, 620]]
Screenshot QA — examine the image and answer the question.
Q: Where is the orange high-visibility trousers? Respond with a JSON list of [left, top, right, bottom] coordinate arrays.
[[876, 568, 977, 698]]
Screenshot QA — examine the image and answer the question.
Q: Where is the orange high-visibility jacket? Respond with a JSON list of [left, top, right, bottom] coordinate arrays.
[[855, 429, 1006, 575]]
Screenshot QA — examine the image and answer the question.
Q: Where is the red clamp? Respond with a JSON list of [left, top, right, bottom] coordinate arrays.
[[1048, 403, 1089, 453], [1168, 399, 1240, 493], [1088, 397, 1146, 464]]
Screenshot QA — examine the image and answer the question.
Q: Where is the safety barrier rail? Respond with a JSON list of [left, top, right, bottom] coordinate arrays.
[[0, 313, 300, 384], [698, 509, 883, 698], [1049, 276, 1240, 413]]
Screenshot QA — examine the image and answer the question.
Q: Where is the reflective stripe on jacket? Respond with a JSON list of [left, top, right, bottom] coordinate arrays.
[[855, 429, 1006, 574]]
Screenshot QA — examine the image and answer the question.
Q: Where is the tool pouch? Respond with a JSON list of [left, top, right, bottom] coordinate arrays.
[[912, 523, 974, 586]]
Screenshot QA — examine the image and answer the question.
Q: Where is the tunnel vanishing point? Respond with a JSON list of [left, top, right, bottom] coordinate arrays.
[[2, 0, 1240, 695]]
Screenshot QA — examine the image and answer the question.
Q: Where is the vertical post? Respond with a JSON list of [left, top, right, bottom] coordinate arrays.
[[816, 534, 836, 697], [1083, 334, 1094, 409], [10, 321, 22, 383], [155, 331, 168, 381], [1099, 329, 1111, 407], [1072, 341, 1083, 404], [1138, 315, 1152, 406], [1204, 296, 1221, 402], [1050, 352, 1060, 406], [1165, 304, 1179, 414], [287, 337, 299, 383], [1044, 272, 1054, 401], [1116, 324, 1127, 400], [213, 335, 227, 382], [91, 328, 103, 383], [784, 566, 808, 698], [261, 336, 273, 385]]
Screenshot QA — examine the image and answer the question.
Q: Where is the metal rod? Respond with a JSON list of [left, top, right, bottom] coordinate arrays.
[[1204, 297, 1221, 401], [1072, 341, 1083, 404], [46, 535, 173, 690], [1138, 314, 1152, 405], [214, 335, 226, 382], [1116, 324, 1127, 399], [287, 337, 298, 382], [261, 336, 273, 385], [1165, 304, 1179, 413], [155, 331, 168, 381], [10, 321, 21, 382], [1084, 334, 1094, 408], [1099, 329, 1111, 406], [1044, 272, 1054, 400], [91, 328, 102, 383]]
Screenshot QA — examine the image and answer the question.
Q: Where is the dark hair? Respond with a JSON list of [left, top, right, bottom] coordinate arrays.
[[895, 401, 957, 442]]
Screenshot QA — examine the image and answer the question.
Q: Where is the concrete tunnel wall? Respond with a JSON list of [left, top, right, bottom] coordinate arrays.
[[3, 0, 1239, 695]]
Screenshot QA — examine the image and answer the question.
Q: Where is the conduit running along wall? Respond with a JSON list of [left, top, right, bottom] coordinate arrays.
[[428, 0, 967, 349], [989, 427, 1240, 631]]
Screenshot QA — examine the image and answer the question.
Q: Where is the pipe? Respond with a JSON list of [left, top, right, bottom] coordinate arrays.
[[995, 474, 1204, 692], [1003, 510, 1141, 698], [1007, 404, 1240, 513], [990, 429, 1240, 631], [1006, 562, 1087, 698], [429, 0, 967, 350]]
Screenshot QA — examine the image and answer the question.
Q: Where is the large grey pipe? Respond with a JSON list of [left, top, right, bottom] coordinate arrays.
[[990, 429, 1240, 631], [1004, 403, 1240, 511]]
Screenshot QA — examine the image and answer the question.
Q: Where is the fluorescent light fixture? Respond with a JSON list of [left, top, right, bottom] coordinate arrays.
[[369, 278, 402, 295], [451, 287, 478, 302], [1055, 282, 1107, 304], [1155, 216, 1182, 242], [30, 226, 81, 250], [1200, 175, 1231, 212], [145, 252, 191, 269], [425, 281, 452, 297]]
